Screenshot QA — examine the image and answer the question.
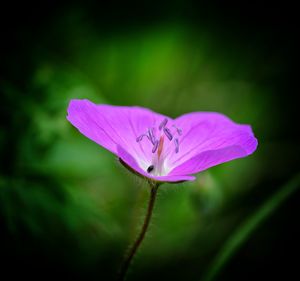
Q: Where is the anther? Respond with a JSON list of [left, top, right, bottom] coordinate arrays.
[[163, 127, 173, 141], [152, 140, 159, 153], [173, 125, 182, 136], [174, 138, 179, 153], [159, 118, 168, 130], [147, 165, 154, 173], [136, 134, 146, 142], [148, 128, 156, 144]]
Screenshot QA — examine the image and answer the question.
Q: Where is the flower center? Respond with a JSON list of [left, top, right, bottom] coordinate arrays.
[[136, 118, 182, 176]]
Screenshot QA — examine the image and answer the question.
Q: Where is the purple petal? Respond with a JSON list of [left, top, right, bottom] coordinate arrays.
[[169, 145, 252, 176], [67, 99, 168, 168], [67, 100, 257, 181], [117, 146, 195, 182], [167, 112, 258, 174]]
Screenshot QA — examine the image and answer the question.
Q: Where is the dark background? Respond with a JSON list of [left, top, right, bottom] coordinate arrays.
[[1, 1, 299, 280]]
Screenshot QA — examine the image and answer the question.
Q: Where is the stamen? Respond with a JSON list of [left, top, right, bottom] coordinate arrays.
[[152, 140, 159, 153], [136, 118, 181, 161], [157, 136, 164, 158], [163, 127, 173, 141], [174, 138, 179, 153], [173, 125, 182, 136], [136, 134, 146, 142], [148, 128, 156, 144], [159, 118, 168, 130]]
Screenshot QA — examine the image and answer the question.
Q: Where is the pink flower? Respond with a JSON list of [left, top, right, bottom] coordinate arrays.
[[67, 99, 258, 183]]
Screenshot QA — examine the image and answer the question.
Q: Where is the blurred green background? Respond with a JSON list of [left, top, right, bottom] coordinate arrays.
[[1, 1, 299, 280]]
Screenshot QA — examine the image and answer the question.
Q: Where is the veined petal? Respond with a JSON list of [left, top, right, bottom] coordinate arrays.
[[67, 99, 167, 168], [166, 112, 258, 175], [117, 146, 195, 183], [168, 144, 255, 176], [166, 112, 258, 171]]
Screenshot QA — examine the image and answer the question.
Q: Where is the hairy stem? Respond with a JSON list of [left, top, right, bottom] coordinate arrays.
[[117, 182, 159, 281]]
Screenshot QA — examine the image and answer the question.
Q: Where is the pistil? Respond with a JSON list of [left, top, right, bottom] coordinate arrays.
[[136, 118, 182, 175], [157, 136, 164, 159]]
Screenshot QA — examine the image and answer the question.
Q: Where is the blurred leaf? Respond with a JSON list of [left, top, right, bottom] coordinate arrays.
[[202, 173, 300, 281]]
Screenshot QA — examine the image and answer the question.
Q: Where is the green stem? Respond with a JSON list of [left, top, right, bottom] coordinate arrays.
[[117, 182, 159, 281]]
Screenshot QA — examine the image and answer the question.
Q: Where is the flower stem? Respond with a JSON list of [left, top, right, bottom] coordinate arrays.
[[117, 182, 159, 281]]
